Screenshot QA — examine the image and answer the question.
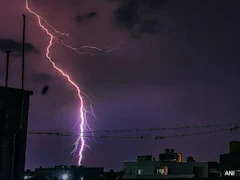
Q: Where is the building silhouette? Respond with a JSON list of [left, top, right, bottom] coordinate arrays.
[[220, 141, 240, 177], [0, 86, 33, 180], [25, 165, 104, 180], [122, 148, 219, 179]]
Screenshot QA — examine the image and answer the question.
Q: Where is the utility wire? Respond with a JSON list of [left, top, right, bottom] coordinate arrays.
[[27, 124, 240, 139], [27, 122, 240, 134]]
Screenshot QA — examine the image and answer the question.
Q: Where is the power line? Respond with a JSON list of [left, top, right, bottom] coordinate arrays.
[[27, 122, 240, 134], [27, 124, 240, 139]]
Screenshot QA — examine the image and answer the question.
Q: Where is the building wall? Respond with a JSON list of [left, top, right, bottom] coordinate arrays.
[[191, 162, 208, 178], [163, 162, 193, 175], [137, 160, 159, 175], [135, 174, 195, 179], [124, 161, 138, 179], [220, 153, 240, 170], [0, 87, 32, 180]]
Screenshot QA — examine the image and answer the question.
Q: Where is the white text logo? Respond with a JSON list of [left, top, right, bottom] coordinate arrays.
[[225, 170, 235, 176]]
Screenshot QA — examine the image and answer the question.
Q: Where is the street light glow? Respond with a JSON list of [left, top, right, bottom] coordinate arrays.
[[62, 174, 68, 180]]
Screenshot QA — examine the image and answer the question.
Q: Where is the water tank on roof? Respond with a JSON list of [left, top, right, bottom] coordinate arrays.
[[165, 149, 170, 153], [164, 149, 175, 153], [137, 155, 152, 161], [229, 141, 240, 153]]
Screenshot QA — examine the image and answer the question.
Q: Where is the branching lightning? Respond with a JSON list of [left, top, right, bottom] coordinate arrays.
[[25, 0, 118, 165]]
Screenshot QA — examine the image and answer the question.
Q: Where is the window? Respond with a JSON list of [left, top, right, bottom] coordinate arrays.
[[138, 169, 143, 175], [156, 169, 164, 175], [156, 167, 168, 175]]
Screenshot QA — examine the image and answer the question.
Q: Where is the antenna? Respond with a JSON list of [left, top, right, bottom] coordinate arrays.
[[5, 51, 11, 87], [21, 14, 26, 90]]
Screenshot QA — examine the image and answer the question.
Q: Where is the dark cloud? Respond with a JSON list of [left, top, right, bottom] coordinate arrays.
[[112, 0, 167, 37], [31, 0, 48, 4], [0, 39, 36, 57], [140, 19, 162, 34], [142, 0, 167, 9], [88, 12, 97, 18], [74, 11, 98, 24], [114, 1, 140, 29], [32, 73, 51, 84], [74, 16, 83, 23], [109, 0, 167, 7]]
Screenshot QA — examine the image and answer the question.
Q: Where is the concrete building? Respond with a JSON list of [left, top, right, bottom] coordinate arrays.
[[220, 141, 240, 177], [123, 149, 211, 179], [25, 165, 104, 180], [0, 86, 33, 180]]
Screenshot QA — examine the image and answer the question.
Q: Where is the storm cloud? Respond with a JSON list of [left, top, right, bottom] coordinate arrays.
[[74, 11, 98, 23], [32, 73, 52, 84], [111, 0, 167, 37], [0, 39, 36, 57]]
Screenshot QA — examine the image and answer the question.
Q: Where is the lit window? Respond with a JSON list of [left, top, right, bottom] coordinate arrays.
[[156, 169, 164, 175], [138, 169, 143, 175]]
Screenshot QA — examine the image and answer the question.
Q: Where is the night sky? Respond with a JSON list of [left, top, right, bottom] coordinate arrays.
[[0, 0, 240, 170]]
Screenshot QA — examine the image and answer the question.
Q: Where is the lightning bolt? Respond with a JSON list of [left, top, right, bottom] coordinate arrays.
[[25, 0, 114, 165]]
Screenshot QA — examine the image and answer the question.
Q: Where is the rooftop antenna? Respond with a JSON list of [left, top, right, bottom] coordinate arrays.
[[21, 14, 26, 90], [5, 51, 11, 87]]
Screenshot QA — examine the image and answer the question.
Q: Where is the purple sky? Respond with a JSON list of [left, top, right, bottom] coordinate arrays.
[[0, 0, 240, 170]]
